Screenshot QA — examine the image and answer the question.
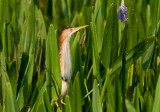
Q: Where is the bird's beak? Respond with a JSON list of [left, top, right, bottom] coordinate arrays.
[[72, 25, 88, 32]]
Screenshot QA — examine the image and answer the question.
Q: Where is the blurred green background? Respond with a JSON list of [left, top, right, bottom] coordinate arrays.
[[0, 0, 160, 112]]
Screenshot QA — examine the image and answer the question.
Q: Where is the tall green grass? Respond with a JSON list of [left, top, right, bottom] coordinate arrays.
[[0, 0, 160, 111]]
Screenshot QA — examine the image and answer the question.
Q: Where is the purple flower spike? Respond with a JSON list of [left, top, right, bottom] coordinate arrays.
[[119, 6, 128, 22], [119, 0, 128, 22]]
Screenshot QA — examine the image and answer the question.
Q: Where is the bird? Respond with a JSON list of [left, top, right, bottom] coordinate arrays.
[[55, 25, 88, 106]]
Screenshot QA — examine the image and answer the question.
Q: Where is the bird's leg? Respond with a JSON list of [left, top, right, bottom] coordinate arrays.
[[53, 98, 59, 107], [61, 99, 66, 105], [53, 98, 63, 112], [53, 98, 66, 106], [55, 101, 59, 107]]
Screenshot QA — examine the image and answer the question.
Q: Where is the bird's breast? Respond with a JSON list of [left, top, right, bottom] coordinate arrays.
[[60, 42, 72, 81], [64, 45, 72, 80]]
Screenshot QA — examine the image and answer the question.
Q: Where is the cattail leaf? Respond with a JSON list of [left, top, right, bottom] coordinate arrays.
[[93, 0, 104, 53], [8, 62, 17, 96], [106, 0, 114, 17], [106, 74, 115, 110], [0, 52, 7, 105], [72, 0, 82, 13], [52, 0, 59, 29], [128, 0, 137, 49], [142, 92, 153, 112], [133, 85, 140, 112], [0, 34, 2, 52], [0, 104, 2, 112], [24, 3, 35, 54], [16, 19, 27, 72], [61, 0, 69, 24], [0, 0, 10, 23], [100, 0, 107, 20], [45, 24, 61, 99], [120, 40, 127, 103], [101, 71, 115, 110], [35, 6, 47, 46], [1, 23, 13, 60], [17, 55, 34, 110], [1, 67, 20, 112], [1, 23, 7, 58], [11, 12, 20, 45], [34, 6, 47, 68], [43, 90, 52, 112], [30, 71, 45, 107], [90, 21, 100, 76], [65, 95, 72, 112], [125, 100, 136, 112], [152, 76, 160, 112], [33, 103, 46, 112], [90, 21, 101, 87], [31, 83, 52, 112], [70, 73, 82, 112], [115, 77, 122, 112], [137, 14, 145, 40], [101, 3, 118, 68], [18, 0, 25, 26], [150, 0, 159, 35], [111, 37, 155, 75], [92, 79, 102, 112], [142, 41, 155, 70], [132, 85, 140, 112], [5, 82, 20, 112], [18, 53, 29, 86], [79, 4, 91, 25]]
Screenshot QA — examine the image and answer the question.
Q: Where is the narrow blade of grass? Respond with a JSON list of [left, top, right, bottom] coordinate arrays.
[[92, 79, 102, 112]]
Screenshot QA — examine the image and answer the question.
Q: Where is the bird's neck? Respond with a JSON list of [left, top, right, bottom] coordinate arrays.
[[60, 40, 71, 61], [59, 38, 72, 81]]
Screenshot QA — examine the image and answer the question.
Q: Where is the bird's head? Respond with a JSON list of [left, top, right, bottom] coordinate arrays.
[[59, 25, 88, 43]]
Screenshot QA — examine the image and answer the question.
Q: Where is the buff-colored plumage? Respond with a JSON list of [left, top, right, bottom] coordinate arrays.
[[59, 25, 88, 99]]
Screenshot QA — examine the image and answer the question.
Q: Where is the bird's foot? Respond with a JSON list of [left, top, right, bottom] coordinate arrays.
[[55, 101, 59, 107], [61, 99, 66, 105], [53, 98, 66, 107], [53, 98, 59, 107]]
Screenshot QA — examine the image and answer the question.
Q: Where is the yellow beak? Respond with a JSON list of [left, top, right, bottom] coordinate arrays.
[[72, 25, 88, 32]]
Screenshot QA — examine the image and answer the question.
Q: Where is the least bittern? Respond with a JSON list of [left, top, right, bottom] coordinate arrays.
[[55, 25, 88, 106]]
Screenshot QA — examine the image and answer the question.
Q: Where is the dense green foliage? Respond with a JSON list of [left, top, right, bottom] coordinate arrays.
[[0, 0, 160, 111]]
